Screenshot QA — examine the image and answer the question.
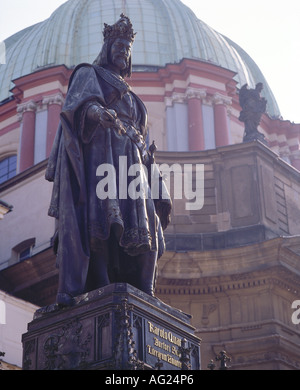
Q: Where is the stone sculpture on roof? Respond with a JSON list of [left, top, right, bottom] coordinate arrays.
[[239, 82, 267, 144]]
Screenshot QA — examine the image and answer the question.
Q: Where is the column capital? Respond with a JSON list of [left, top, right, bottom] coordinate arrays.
[[17, 100, 37, 121], [172, 92, 186, 104], [165, 92, 186, 107], [164, 96, 173, 107], [212, 93, 232, 106], [186, 87, 207, 101], [165, 89, 208, 107], [42, 92, 65, 106]]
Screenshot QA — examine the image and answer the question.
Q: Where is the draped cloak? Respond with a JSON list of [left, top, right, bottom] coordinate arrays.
[[45, 64, 171, 298]]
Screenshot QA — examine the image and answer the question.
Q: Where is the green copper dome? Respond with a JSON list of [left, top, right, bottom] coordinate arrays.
[[0, 0, 280, 117]]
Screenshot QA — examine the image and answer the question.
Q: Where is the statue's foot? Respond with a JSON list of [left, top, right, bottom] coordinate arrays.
[[56, 292, 76, 307], [243, 130, 267, 145]]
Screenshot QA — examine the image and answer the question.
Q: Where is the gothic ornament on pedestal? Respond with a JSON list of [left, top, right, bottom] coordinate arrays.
[[178, 338, 192, 370], [43, 318, 92, 370], [113, 297, 144, 370], [239, 83, 268, 144]]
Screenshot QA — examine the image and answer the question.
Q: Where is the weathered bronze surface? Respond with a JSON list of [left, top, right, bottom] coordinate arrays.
[[45, 15, 171, 306], [239, 83, 268, 144]]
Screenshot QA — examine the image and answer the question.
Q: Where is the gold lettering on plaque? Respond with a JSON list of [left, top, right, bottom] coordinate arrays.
[[147, 321, 182, 368]]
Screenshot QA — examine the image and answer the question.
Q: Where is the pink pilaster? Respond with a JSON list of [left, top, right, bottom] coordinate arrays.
[[213, 93, 231, 147], [43, 94, 64, 157], [17, 101, 37, 172], [187, 88, 206, 151]]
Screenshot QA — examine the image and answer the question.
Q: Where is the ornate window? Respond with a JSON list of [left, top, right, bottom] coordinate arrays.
[[0, 155, 17, 184]]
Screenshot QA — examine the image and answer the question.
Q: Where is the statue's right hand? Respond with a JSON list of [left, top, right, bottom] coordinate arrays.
[[98, 107, 117, 128], [86, 104, 116, 128]]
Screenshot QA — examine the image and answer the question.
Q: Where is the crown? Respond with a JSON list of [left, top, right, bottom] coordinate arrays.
[[103, 14, 136, 43]]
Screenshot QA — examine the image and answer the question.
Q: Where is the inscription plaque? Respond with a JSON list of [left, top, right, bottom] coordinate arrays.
[[146, 320, 183, 369]]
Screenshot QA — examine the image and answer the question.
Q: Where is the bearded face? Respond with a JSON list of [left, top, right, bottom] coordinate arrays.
[[109, 38, 132, 72]]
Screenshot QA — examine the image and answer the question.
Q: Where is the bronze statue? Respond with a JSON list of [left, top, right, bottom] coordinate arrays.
[[45, 15, 172, 306], [239, 82, 267, 143]]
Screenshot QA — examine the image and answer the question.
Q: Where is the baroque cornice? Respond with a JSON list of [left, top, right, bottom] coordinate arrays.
[[209, 330, 300, 370], [159, 235, 300, 279], [157, 264, 300, 296]]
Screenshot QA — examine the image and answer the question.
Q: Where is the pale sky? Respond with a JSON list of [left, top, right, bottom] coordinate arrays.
[[0, 0, 299, 123]]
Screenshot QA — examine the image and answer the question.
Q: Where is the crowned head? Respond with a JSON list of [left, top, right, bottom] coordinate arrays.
[[103, 14, 136, 44], [94, 14, 136, 78]]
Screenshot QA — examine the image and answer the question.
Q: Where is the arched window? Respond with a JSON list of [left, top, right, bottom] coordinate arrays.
[[11, 238, 36, 264], [0, 155, 17, 184]]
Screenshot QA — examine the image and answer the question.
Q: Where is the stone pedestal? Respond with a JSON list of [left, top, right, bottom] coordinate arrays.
[[22, 284, 201, 370]]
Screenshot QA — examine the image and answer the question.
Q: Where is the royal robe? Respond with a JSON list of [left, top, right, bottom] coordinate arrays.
[[46, 64, 171, 300]]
